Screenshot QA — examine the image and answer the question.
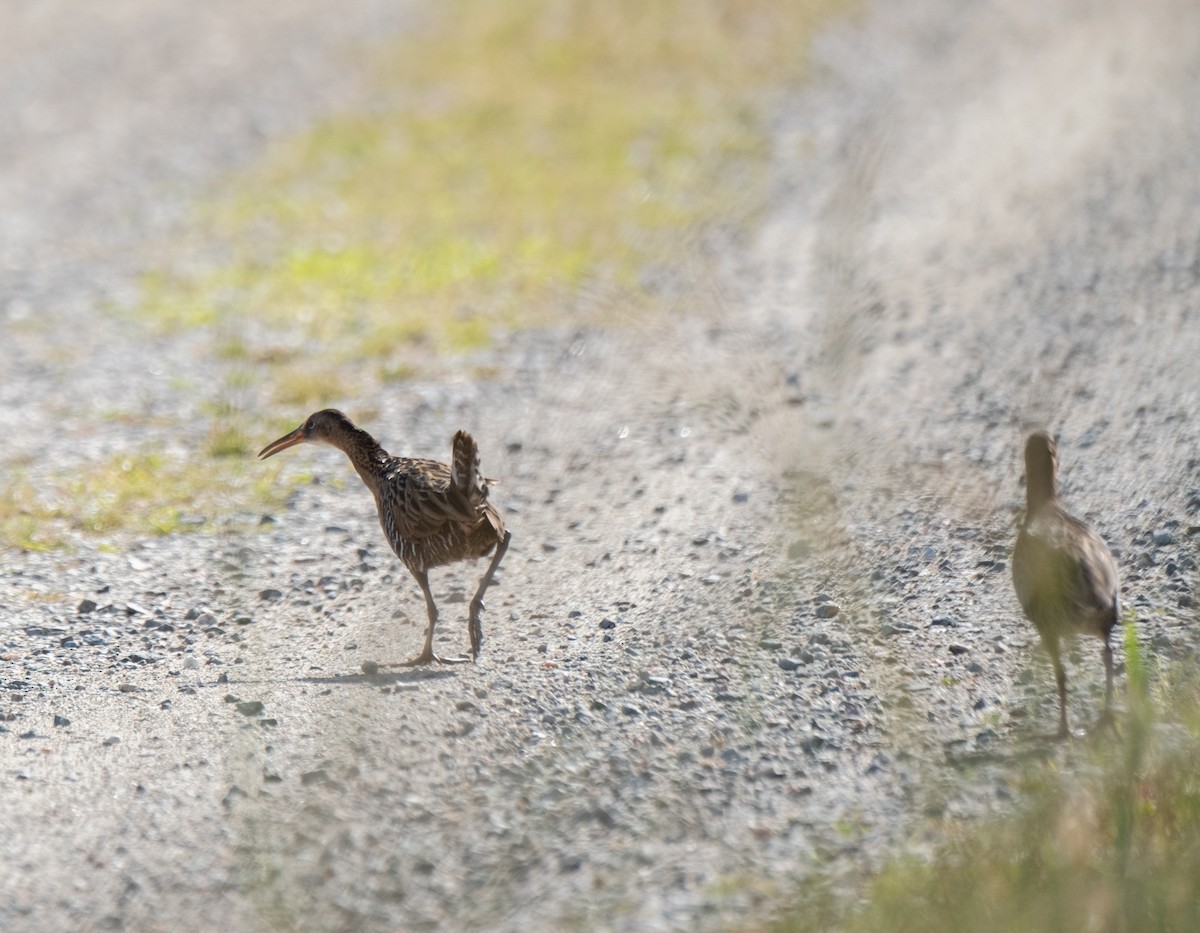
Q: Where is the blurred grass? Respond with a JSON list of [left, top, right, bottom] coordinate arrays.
[[139, 0, 849, 372], [4, 0, 850, 549], [772, 618, 1200, 933]]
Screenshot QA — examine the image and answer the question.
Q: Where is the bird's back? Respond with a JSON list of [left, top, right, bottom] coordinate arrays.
[[1013, 501, 1119, 639]]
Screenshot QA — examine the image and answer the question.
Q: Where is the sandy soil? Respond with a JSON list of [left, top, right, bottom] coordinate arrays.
[[2, 0, 1199, 930]]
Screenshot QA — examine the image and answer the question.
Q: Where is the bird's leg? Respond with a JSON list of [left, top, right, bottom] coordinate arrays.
[[468, 530, 511, 660], [1046, 636, 1072, 740], [1103, 632, 1115, 710], [401, 568, 469, 666], [1092, 632, 1118, 734]]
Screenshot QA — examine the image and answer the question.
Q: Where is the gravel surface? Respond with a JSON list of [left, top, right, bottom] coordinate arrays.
[[3, 0, 1200, 931]]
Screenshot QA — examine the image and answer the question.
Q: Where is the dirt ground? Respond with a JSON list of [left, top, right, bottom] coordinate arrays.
[[2, 0, 1199, 930]]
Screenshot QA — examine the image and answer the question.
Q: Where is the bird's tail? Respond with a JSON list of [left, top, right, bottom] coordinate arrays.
[[451, 430, 488, 508], [452, 430, 505, 539]]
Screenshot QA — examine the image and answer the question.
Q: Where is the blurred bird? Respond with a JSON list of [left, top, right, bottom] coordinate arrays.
[[259, 409, 510, 665], [1012, 430, 1120, 738]]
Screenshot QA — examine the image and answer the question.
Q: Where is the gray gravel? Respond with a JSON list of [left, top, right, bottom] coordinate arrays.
[[3, 0, 1200, 931]]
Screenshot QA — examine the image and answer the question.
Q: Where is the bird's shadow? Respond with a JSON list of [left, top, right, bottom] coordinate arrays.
[[945, 742, 1060, 770], [298, 667, 457, 687], [946, 718, 1124, 769]]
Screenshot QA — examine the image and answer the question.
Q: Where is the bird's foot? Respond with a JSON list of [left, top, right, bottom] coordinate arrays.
[[1089, 708, 1120, 739], [1042, 722, 1079, 742], [398, 650, 471, 667]]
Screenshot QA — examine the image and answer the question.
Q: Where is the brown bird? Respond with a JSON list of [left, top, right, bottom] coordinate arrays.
[[259, 409, 510, 666], [1012, 430, 1120, 738]]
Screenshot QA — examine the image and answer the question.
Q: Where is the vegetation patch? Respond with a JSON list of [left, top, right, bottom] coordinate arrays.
[[773, 620, 1200, 933]]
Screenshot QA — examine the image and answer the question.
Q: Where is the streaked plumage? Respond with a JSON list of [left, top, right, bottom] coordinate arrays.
[[1012, 430, 1119, 737], [259, 409, 510, 665]]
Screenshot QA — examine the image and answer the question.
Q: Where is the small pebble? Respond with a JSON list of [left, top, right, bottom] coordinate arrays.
[[637, 674, 669, 694]]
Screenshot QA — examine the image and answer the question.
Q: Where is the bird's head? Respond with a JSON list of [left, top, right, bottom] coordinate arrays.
[[258, 409, 355, 460]]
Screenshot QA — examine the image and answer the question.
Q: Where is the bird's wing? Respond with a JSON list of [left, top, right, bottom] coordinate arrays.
[[382, 458, 477, 540], [1070, 518, 1120, 615]]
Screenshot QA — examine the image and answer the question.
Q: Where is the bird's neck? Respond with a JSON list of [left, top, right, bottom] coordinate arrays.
[[329, 427, 390, 494], [1026, 470, 1059, 513]]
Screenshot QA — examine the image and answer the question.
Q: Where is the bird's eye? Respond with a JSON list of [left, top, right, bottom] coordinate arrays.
[[306, 419, 315, 432]]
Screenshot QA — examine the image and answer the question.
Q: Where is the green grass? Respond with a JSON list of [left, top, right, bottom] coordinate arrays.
[[773, 618, 1200, 933], [139, 0, 850, 370], [0, 450, 296, 550]]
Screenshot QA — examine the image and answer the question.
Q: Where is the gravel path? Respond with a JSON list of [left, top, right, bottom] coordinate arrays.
[[3, 0, 1199, 931]]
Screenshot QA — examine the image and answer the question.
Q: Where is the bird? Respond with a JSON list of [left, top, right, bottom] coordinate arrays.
[[1011, 430, 1120, 738], [258, 409, 511, 666]]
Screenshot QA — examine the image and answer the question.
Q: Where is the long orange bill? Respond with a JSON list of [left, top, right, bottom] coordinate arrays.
[[258, 426, 307, 460]]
